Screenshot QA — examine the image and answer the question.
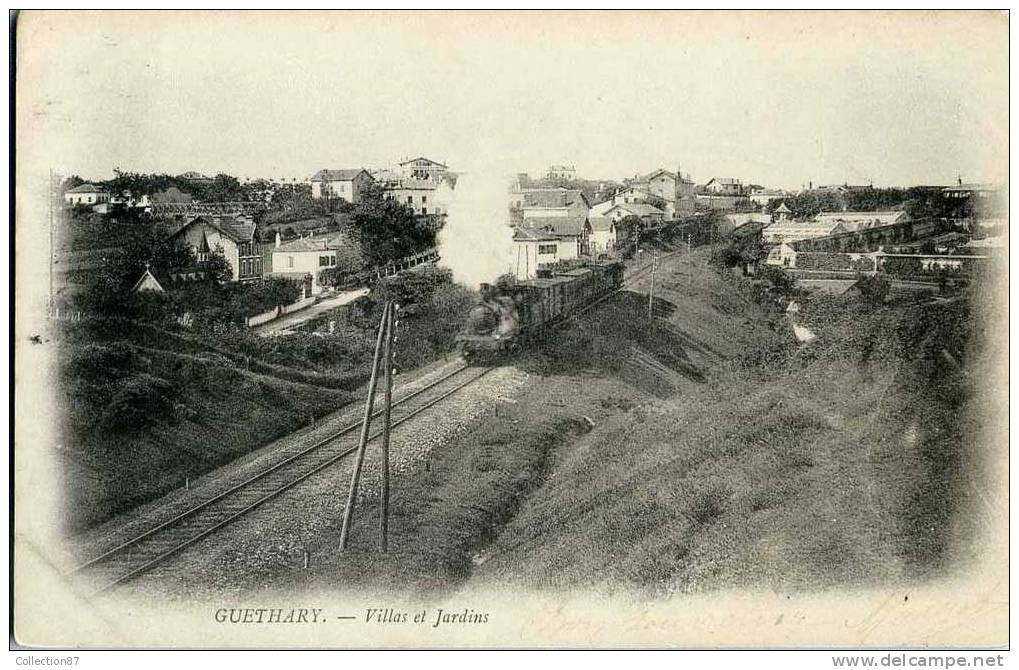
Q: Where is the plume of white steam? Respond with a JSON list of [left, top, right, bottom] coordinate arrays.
[[437, 170, 516, 289]]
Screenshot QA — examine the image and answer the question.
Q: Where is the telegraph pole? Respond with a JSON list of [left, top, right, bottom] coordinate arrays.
[[379, 303, 396, 553], [647, 251, 657, 320], [339, 302, 391, 551]]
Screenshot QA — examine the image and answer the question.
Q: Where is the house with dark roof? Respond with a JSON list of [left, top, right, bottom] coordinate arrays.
[[510, 187, 591, 225], [64, 183, 111, 206], [309, 169, 374, 201], [511, 210, 592, 278], [169, 215, 263, 282], [703, 177, 745, 197], [602, 202, 665, 225], [511, 225, 572, 280], [269, 231, 359, 294], [612, 185, 655, 207]]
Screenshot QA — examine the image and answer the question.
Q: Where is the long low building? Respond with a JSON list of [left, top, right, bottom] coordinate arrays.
[[813, 211, 909, 232], [763, 221, 847, 245]]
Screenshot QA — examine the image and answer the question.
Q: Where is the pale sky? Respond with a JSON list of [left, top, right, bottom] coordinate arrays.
[[17, 10, 1009, 190]]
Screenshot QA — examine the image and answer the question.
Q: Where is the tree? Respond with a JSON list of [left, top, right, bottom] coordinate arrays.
[[199, 247, 232, 283], [61, 175, 86, 193], [78, 219, 196, 316], [205, 174, 248, 202], [344, 182, 436, 266], [759, 265, 795, 294], [783, 190, 845, 219]]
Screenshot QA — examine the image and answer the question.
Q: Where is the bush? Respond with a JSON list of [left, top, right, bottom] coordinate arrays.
[[100, 373, 177, 432], [758, 265, 795, 295], [168, 276, 303, 326], [65, 342, 148, 384], [856, 274, 890, 306]]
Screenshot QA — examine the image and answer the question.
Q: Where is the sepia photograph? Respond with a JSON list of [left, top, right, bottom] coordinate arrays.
[[11, 9, 1010, 652]]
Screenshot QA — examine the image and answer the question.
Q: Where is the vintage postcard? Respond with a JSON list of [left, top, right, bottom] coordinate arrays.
[[12, 10, 1009, 650]]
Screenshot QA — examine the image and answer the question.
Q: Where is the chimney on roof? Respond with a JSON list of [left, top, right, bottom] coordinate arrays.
[[957, 175, 963, 186]]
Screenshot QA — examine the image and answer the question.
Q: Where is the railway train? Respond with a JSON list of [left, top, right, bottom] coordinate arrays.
[[457, 260, 625, 362]]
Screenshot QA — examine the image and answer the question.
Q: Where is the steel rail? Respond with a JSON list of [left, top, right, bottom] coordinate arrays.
[[87, 364, 495, 594], [73, 363, 489, 580], [574, 249, 684, 317], [74, 247, 683, 592]]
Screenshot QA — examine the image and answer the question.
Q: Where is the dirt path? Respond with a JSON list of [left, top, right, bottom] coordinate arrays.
[[252, 287, 369, 336]]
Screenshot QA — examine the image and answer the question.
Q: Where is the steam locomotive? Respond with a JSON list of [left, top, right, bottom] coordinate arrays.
[[457, 260, 625, 363]]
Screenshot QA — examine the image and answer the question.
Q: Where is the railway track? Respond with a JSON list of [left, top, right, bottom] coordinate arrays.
[[72, 249, 683, 595], [575, 249, 684, 317], [72, 362, 494, 595]]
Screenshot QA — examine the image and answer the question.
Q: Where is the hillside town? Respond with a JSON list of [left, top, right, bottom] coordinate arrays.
[[51, 157, 1004, 329]]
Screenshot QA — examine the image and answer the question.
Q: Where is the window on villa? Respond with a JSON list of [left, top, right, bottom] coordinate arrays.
[[319, 256, 330, 267], [288, 256, 294, 268], [407, 196, 413, 204], [538, 244, 557, 255], [422, 208, 427, 215]]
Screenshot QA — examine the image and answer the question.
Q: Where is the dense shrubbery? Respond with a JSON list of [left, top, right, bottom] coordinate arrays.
[[168, 276, 304, 326], [711, 228, 766, 276], [59, 340, 354, 529], [855, 274, 890, 306], [757, 265, 796, 296], [770, 186, 974, 221], [61, 342, 178, 434], [102, 373, 178, 432], [325, 266, 477, 370], [795, 252, 876, 272], [260, 188, 338, 225], [74, 170, 253, 203]]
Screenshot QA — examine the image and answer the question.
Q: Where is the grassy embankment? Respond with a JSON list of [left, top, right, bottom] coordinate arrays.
[[56, 266, 475, 532], [288, 246, 983, 596]]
